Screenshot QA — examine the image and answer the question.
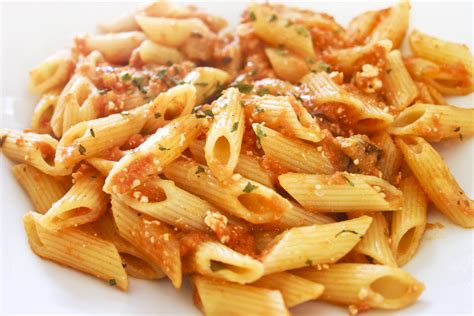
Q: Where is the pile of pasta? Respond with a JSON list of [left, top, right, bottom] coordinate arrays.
[[1, 1, 474, 315]]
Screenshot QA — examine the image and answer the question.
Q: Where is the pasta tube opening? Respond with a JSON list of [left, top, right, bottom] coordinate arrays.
[[395, 227, 416, 258], [120, 253, 161, 280], [370, 275, 411, 300], [212, 136, 231, 166], [390, 106, 425, 128]]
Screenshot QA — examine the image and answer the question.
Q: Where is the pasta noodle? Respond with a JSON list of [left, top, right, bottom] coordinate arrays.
[[4, 1, 474, 314]]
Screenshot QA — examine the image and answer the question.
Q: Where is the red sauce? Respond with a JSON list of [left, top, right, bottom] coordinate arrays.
[[111, 154, 155, 194]]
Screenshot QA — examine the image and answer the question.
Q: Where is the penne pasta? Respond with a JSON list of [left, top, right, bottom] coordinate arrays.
[[163, 159, 291, 224], [75, 31, 146, 64], [0, 128, 69, 176], [137, 39, 184, 65], [371, 131, 403, 183], [136, 16, 213, 48], [104, 113, 205, 194], [395, 136, 473, 227], [40, 166, 108, 230], [391, 176, 427, 266], [348, 212, 397, 267], [261, 216, 373, 274], [301, 72, 393, 132], [205, 88, 245, 181], [184, 67, 230, 105], [389, 103, 474, 141], [279, 172, 403, 212], [383, 50, 419, 110], [11, 164, 67, 214], [294, 263, 424, 310], [189, 241, 264, 284], [28, 50, 75, 94], [254, 124, 334, 175], [31, 92, 58, 135], [252, 272, 324, 307], [249, 3, 316, 58], [23, 211, 128, 290], [368, 1, 410, 48], [192, 275, 290, 316], [264, 47, 309, 83], [244, 95, 323, 143]]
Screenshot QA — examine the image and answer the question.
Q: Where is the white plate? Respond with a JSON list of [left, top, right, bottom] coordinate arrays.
[[0, 1, 472, 315]]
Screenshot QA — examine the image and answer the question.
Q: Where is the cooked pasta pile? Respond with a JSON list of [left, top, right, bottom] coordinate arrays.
[[1, 1, 473, 315]]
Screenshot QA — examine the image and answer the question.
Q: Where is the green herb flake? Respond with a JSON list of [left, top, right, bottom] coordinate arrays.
[[234, 82, 254, 94], [341, 174, 354, 186], [203, 109, 214, 118], [249, 11, 257, 21], [285, 20, 294, 27], [120, 111, 130, 117], [90, 128, 95, 137], [158, 144, 170, 151], [305, 259, 313, 267], [243, 182, 259, 193], [108, 279, 117, 286], [195, 165, 205, 174], [231, 122, 239, 133], [210, 261, 226, 272], [255, 106, 265, 113], [98, 89, 110, 95], [194, 82, 208, 87], [156, 69, 168, 79], [269, 14, 278, 22], [256, 88, 270, 96], [295, 25, 309, 37], [274, 48, 288, 56], [454, 126, 461, 132], [459, 133, 464, 141], [255, 124, 266, 138], [335, 229, 359, 238], [319, 62, 331, 73], [154, 112, 162, 119], [132, 76, 145, 88], [121, 73, 132, 81], [78, 144, 87, 155]]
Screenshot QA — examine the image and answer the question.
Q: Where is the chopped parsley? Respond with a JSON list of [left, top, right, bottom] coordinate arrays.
[[274, 48, 288, 56], [454, 126, 461, 132], [195, 166, 205, 174], [269, 14, 277, 22], [78, 144, 87, 155], [256, 88, 270, 96], [108, 279, 117, 286], [335, 229, 359, 238], [90, 128, 95, 137], [234, 82, 254, 94], [195, 109, 215, 119], [194, 82, 208, 87], [459, 133, 463, 141], [255, 106, 265, 113], [285, 20, 294, 27], [158, 144, 169, 151], [341, 174, 354, 186], [120, 73, 132, 81], [120, 111, 130, 117], [98, 89, 110, 95], [222, 57, 233, 65], [295, 25, 309, 37], [249, 11, 257, 21], [255, 124, 266, 139], [318, 62, 331, 73], [132, 76, 147, 94], [231, 122, 239, 133], [243, 182, 259, 193], [156, 69, 168, 79], [154, 112, 162, 119], [305, 259, 313, 267]]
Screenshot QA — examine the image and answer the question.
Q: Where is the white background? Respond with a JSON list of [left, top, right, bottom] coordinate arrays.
[[0, 1, 473, 315]]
